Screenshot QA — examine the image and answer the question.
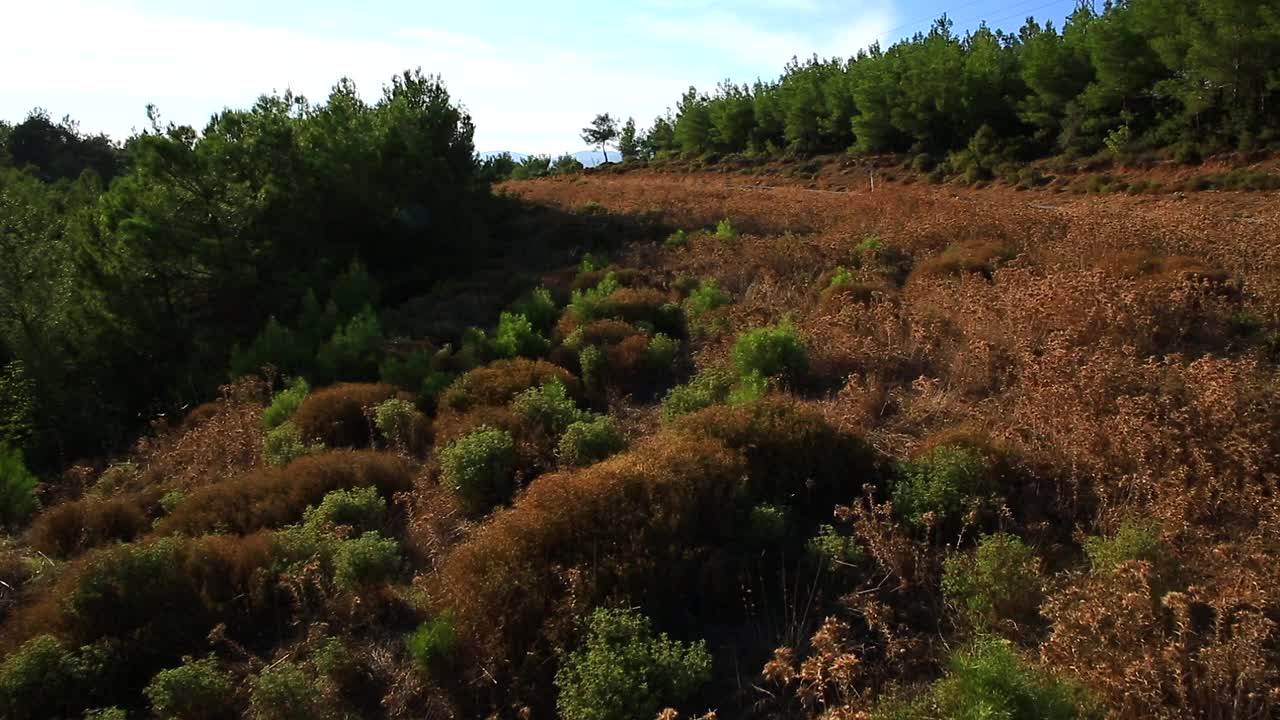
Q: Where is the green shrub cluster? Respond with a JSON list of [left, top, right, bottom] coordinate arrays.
[[664, 229, 688, 248], [263, 421, 324, 467], [0, 635, 110, 720], [262, 377, 309, 430], [512, 379, 589, 437], [878, 637, 1098, 720], [892, 444, 998, 528], [568, 273, 621, 324], [732, 321, 807, 381], [555, 607, 712, 720], [439, 425, 518, 514], [250, 662, 324, 720], [372, 397, 422, 450], [557, 415, 626, 467], [379, 348, 455, 403], [406, 613, 457, 672], [682, 278, 731, 336], [942, 533, 1043, 625], [714, 217, 738, 240], [745, 503, 789, 546], [659, 368, 735, 422], [511, 286, 559, 332], [0, 444, 39, 529], [1084, 522, 1179, 595], [492, 312, 551, 359], [144, 657, 233, 720], [301, 485, 386, 533], [807, 524, 864, 564]]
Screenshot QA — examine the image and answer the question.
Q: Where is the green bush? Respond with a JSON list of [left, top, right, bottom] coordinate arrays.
[[511, 287, 560, 332], [555, 607, 711, 720], [0, 444, 39, 528], [492, 312, 551, 359], [579, 345, 605, 389], [250, 662, 322, 720], [826, 266, 855, 291], [714, 217, 738, 240], [439, 426, 518, 514], [262, 377, 309, 430], [879, 637, 1097, 720], [372, 397, 419, 449], [645, 333, 681, 370], [746, 503, 789, 546], [159, 490, 186, 515], [942, 533, 1043, 625], [406, 614, 457, 672], [569, 273, 621, 323], [263, 422, 323, 467], [807, 524, 864, 564], [727, 370, 769, 405], [144, 657, 234, 720], [1084, 522, 1179, 595], [557, 416, 626, 467], [512, 378, 588, 437], [664, 229, 688, 248], [732, 321, 807, 381], [379, 349, 455, 402], [332, 531, 401, 590], [682, 279, 731, 322], [578, 252, 612, 273], [659, 368, 735, 422], [0, 635, 107, 720], [302, 485, 386, 532], [315, 306, 385, 382], [892, 445, 997, 528]]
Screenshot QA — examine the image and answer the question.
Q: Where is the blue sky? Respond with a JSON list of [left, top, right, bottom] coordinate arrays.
[[2, 0, 1078, 155]]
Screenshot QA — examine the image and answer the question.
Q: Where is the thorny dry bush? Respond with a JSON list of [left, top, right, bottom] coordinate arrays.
[[515, 176, 1280, 719]]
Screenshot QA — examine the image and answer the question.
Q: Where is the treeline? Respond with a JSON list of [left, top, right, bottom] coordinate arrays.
[[0, 71, 492, 469], [621, 0, 1280, 166]]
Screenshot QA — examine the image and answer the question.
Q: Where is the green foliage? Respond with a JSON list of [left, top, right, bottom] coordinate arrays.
[[439, 425, 517, 514], [746, 503, 789, 545], [569, 273, 621, 323], [579, 345, 605, 389], [511, 155, 552, 180], [732, 321, 807, 380], [727, 370, 770, 404], [159, 490, 186, 515], [714, 217, 738, 241], [250, 662, 323, 720], [645, 333, 681, 370], [513, 378, 589, 437], [683, 278, 731, 320], [302, 486, 387, 533], [83, 708, 128, 720], [332, 531, 401, 590], [554, 607, 712, 720], [263, 422, 323, 467], [807, 524, 864, 564], [659, 368, 735, 422], [557, 415, 626, 467], [1084, 522, 1179, 594], [144, 657, 233, 720], [316, 305, 385, 382], [664, 229, 688, 249], [492, 312, 551, 359], [579, 253, 612, 274], [893, 445, 997, 528], [0, 635, 109, 720], [880, 638, 1098, 720], [380, 349, 455, 401], [826, 266, 855, 291], [942, 533, 1043, 624], [511, 286, 559, 332], [0, 360, 35, 447], [0, 444, 39, 528], [618, 117, 641, 161], [406, 614, 457, 672], [581, 113, 620, 163], [553, 154, 586, 175], [372, 397, 418, 449], [263, 377, 310, 430]]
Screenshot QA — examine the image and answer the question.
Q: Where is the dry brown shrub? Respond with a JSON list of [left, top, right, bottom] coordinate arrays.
[[120, 377, 267, 495], [911, 240, 1014, 281], [606, 287, 675, 327], [1041, 562, 1280, 719], [579, 318, 639, 346], [179, 401, 224, 431], [156, 450, 414, 536], [438, 359, 580, 413], [292, 383, 398, 448], [433, 434, 746, 699], [26, 492, 156, 558], [570, 267, 649, 291]]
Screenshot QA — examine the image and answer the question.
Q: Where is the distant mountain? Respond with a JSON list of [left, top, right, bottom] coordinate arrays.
[[477, 149, 617, 168]]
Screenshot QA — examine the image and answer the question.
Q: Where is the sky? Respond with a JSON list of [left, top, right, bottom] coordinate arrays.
[[1, 0, 1079, 156]]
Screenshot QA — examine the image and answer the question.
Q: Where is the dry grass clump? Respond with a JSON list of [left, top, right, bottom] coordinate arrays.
[[291, 383, 399, 448], [156, 450, 414, 536], [26, 492, 156, 558], [911, 240, 1015, 281], [439, 359, 580, 413]]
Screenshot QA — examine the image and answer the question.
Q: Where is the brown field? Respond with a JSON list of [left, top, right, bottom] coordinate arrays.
[[503, 170, 1280, 717]]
